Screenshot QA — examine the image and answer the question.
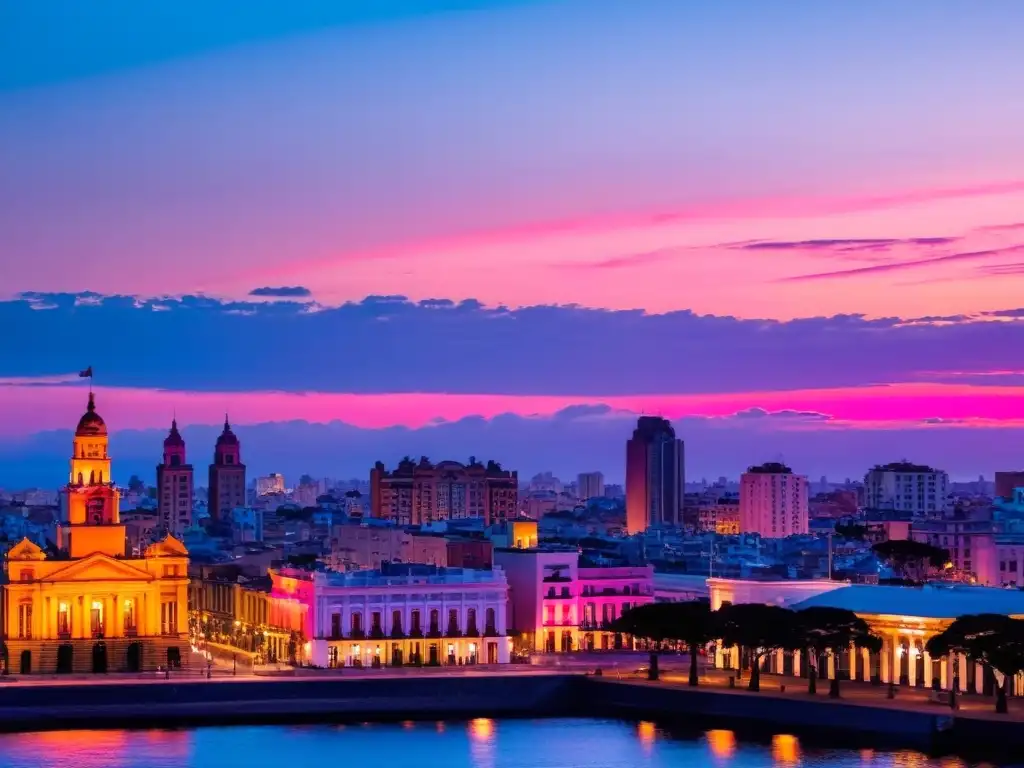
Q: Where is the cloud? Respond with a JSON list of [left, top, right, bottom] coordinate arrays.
[[736, 237, 957, 252], [7, 292, 1024, 396], [779, 244, 1024, 283], [248, 286, 313, 298], [730, 407, 833, 422]]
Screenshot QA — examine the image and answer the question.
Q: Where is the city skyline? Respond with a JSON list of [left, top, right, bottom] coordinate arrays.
[[4, 1, 1024, 482]]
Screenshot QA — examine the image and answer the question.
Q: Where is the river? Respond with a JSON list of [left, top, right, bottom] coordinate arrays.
[[0, 718, 1014, 767]]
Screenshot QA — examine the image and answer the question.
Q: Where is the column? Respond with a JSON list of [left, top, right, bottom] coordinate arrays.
[[848, 646, 857, 681], [924, 650, 933, 688], [112, 594, 120, 638], [82, 594, 91, 639], [908, 642, 917, 688], [792, 650, 801, 677], [975, 662, 984, 694], [958, 654, 968, 692], [730, 645, 739, 670], [714, 643, 723, 669], [881, 640, 890, 684], [940, 656, 949, 690], [862, 648, 871, 682]]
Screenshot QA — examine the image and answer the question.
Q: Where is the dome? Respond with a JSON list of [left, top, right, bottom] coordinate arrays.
[[216, 415, 239, 446], [164, 418, 184, 446], [75, 392, 107, 437]]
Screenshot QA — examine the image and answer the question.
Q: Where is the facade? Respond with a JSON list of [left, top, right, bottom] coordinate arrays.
[[625, 417, 685, 534], [739, 463, 809, 538], [328, 523, 448, 570], [489, 519, 539, 550], [208, 417, 246, 522], [189, 577, 307, 667], [708, 578, 1024, 697], [156, 419, 194, 536], [911, 515, 997, 585], [256, 473, 285, 497], [577, 472, 605, 501], [2, 393, 190, 674], [863, 462, 950, 517], [697, 498, 740, 534], [495, 548, 654, 652], [272, 564, 511, 668], [370, 458, 518, 525]]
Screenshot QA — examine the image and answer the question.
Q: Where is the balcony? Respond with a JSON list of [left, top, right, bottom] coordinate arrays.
[[349, 629, 366, 640], [545, 589, 573, 600], [369, 627, 386, 640], [390, 629, 407, 639], [427, 626, 442, 638], [409, 627, 424, 638], [465, 624, 480, 637], [483, 625, 498, 637], [445, 626, 462, 638]]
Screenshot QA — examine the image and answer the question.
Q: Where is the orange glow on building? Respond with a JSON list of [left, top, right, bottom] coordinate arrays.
[[772, 734, 800, 766], [706, 729, 736, 759]]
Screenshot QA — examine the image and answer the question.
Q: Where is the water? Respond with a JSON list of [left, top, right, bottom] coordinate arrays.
[[0, 719, 1013, 768]]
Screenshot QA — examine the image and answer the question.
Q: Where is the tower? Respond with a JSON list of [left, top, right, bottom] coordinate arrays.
[[208, 415, 246, 521], [62, 392, 124, 557], [625, 416, 684, 534], [157, 419, 194, 536]]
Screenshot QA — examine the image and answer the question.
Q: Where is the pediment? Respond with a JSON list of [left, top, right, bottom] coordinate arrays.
[[7, 538, 47, 561], [42, 553, 153, 583], [145, 534, 189, 558]]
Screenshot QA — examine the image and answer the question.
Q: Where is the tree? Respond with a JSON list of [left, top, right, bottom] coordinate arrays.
[[718, 603, 798, 692], [834, 522, 867, 541], [871, 540, 950, 582], [796, 607, 881, 697], [612, 601, 717, 686], [298, 474, 315, 486], [926, 614, 1024, 714]]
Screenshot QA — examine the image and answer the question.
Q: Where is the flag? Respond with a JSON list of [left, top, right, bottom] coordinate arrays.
[[79, 366, 93, 378]]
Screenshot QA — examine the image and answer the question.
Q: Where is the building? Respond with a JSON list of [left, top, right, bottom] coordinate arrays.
[[370, 457, 517, 525], [2, 392, 190, 674], [189, 577, 307, 668], [156, 419, 194, 537], [272, 563, 511, 668], [446, 538, 493, 570], [697, 498, 740, 535], [256, 473, 285, 497], [328, 523, 448, 571], [489, 519, 539, 550], [911, 513, 997, 584], [577, 472, 605, 501], [995, 471, 1024, 500], [625, 416, 685, 534], [208, 417, 246, 522], [494, 547, 654, 653], [739, 463, 809, 538], [707, 578, 1024, 696], [863, 462, 950, 517]]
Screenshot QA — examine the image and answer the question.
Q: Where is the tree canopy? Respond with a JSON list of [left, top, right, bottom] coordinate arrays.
[[612, 601, 717, 685], [926, 614, 1024, 713], [796, 606, 881, 696], [718, 603, 798, 692], [871, 539, 950, 581]]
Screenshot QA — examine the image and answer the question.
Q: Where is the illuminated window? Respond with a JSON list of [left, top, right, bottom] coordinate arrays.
[[57, 602, 71, 636], [91, 600, 104, 636], [123, 599, 136, 633], [18, 604, 32, 639]]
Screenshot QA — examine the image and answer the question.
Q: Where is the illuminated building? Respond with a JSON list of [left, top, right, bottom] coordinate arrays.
[[739, 463, 809, 538], [370, 458, 517, 525], [157, 419, 194, 536], [272, 563, 511, 668], [697, 498, 740, 535], [495, 548, 654, 652], [208, 416, 246, 521], [2, 393, 190, 674], [256, 473, 286, 497], [863, 462, 950, 516], [189, 577, 307, 667], [489, 519, 539, 550], [625, 417, 684, 534], [708, 578, 1024, 696]]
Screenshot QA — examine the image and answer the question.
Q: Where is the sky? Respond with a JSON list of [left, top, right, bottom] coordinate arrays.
[[3, 0, 1024, 486]]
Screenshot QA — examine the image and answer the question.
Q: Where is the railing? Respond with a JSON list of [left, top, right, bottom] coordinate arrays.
[[484, 625, 498, 637], [124, 625, 138, 637]]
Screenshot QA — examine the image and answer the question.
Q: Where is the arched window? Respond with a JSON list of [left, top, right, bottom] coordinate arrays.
[[77, 472, 84, 485], [485, 607, 496, 634], [89, 470, 95, 485]]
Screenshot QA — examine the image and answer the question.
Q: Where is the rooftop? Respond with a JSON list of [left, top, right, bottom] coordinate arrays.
[[794, 583, 1024, 618], [278, 563, 506, 588]]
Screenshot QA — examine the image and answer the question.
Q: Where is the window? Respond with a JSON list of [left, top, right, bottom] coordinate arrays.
[[466, 608, 478, 635], [18, 604, 32, 639], [429, 609, 440, 634], [57, 601, 71, 636], [331, 612, 342, 638], [19, 569, 33, 582], [411, 610, 422, 634], [90, 600, 104, 637], [447, 608, 459, 634], [392, 610, 403, 635], [351, 612, 363, 634], [161, 601, 178, 634], [124, 599, 137, 633]]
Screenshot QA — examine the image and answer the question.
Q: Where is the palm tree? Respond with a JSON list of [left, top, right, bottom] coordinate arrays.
[[796, 606, 881, 697], [717, 603, 798, 692], [926, 614, 1024, 714]]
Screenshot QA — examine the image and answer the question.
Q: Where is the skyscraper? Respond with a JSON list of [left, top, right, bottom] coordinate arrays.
[[739, 462, 809, 538], [157, 419, 194, 536], [577, 471, 605, 501], [208, 416, 246, 522], [625, 416, 684, 534]]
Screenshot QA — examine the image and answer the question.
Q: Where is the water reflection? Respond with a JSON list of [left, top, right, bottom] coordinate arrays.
[[771, 734, 800, 766], [468, 718, 494, 768], [0, 729, 191, 768], [706, 729, 736, 760]]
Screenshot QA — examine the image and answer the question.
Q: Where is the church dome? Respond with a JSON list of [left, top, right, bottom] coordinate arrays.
[[75, 392, 107, 437]]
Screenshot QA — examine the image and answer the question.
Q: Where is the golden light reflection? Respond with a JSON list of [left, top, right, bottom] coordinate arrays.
[[436, 721, 446, 733], [637, 720, 656, 752], [939, 758, 967, 768], [771, 734, 800, 766], [893, 750, 929, 768], [706, 729, 736, 759], [401, 720, 415, 730], [470, 718, 494, 742], [860, 748, 875, 763]]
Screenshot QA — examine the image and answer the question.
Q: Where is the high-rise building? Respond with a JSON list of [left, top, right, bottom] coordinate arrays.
[[256, 473, 286, 497], [625, 416, 684, 534], [995, 471, 1024, 500], [370, 457, 517, 525], [863, 462, 950, 516], [157, 419, 194, 536], [577, 472, 605, 501], [208, 416, 246, 522], [739, 462, 809, 538]]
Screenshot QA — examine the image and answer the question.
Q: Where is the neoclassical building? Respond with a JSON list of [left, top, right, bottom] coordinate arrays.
[[2, 393, 191, 674]]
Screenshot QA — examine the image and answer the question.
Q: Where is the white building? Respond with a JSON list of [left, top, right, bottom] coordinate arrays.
[[863, 462, 950, 516], [577, 472, 605, 501], [271, 564, 511, 668], [739, 462, 809, 538]]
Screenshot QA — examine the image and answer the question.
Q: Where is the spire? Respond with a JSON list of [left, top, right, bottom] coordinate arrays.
[[87, 391, 96, 413], [224, 413, 230, 431]]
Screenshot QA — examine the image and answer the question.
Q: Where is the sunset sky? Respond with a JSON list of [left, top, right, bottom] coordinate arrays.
[[3, 0, 1024, 485]]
